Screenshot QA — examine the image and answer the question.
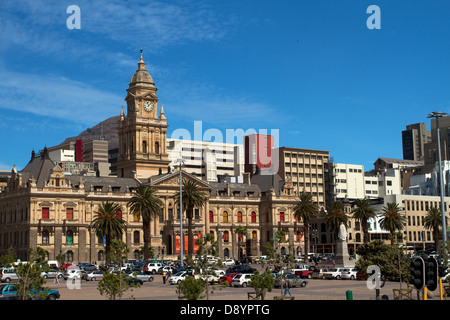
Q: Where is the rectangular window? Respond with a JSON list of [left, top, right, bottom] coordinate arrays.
[[42, 207, 49, 220], [280, 212, 285, 222], [66, 208, 73, 220]]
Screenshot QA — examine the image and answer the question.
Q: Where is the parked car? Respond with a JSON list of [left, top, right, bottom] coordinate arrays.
[[1, 269, 18, 283], [356, 270, 368, 280], [226, 265, 256, 274], [292, 265, 314, 279], [323, 268, 345, 280], [126, 271, 154, 282], [168, 270, 195, 285], [123, 277, 143, 286], [341, 268, 358, 280], [0, 284, 60, 300], [231, 273, 252, 287], [80, 263, 98, 272], [85, 270, 104, 281], [222, 259, 236, 267], [63, 267, 86, 280], [311, 266, 326, 279], [144, 262, 164, 274], [219, 272, 240, 286], [158, 265, 178, 275], [274, 273, 308, 288], [41, 267, 63, 279]]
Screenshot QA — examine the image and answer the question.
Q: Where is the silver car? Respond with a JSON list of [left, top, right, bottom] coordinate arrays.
[[126, 271, 154, 282], [85, 270, 104, 281], [1, 269, 19, 283]]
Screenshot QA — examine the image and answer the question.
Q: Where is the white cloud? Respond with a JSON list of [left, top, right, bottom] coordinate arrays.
[[0, 70, 123, 126]]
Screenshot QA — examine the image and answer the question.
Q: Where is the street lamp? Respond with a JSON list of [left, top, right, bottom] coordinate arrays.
[[176, 158, 185, 266], [427, 111, 448, 245]]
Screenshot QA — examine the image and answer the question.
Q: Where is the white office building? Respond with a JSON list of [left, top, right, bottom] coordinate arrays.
[[167, 139, 244, 182]]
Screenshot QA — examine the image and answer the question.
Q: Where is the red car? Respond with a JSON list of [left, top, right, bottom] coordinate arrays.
[[356, 270, 367, 280], [219, 272, 240, 286]]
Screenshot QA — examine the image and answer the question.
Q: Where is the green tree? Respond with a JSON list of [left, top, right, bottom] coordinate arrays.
[[325, 201, 349, 240], [356, 240, 411, 298], [15, 247, 48, 300], [97, 239, 141, 300], [424, 207, 448, 251], [352, 198, 377, 243], [379, 202, 406, 244], [176, 275, 205, 300], [128, 185, 164, 261], [249, 270, 274, 300], [293, 193, 319, 258], [193, 233, 220, 300], [91, 201, 126, 266], [175, 180, 207, 255]]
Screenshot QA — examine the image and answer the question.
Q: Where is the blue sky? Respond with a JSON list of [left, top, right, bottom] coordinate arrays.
[[1, 0, 450, 171]]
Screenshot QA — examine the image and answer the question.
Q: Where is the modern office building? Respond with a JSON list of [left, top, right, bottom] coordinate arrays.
[[167, 138, 244, 182]]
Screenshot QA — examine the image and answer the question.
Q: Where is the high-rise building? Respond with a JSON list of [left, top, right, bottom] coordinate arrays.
[[402, 123, 431, 161]]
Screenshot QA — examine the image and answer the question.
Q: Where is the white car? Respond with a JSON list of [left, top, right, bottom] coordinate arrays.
[[341, 268, 358, 280], [168, 270, 195, 285], [323, 268, 345, 280], [231, 274, 252, 287], [223, 259, 236, 266]]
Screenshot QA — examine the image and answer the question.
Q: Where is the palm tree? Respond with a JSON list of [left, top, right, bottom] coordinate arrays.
[[293, 193, 319, 258], [175, 180, 207, 255], [91, 201, 126, 266], [128, 185, 164, 261], [324, 201, 349, 241], [379, 202, 406, 244], [352, 198, 377, 243], [424, 207, 448, 250]]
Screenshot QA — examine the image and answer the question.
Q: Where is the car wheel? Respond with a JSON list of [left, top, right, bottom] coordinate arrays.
[[58, 274, 63, 279], [5, 278, 10, 283], [307, 274, 312, 279], [242, 282, 247, 288], [301, 282, 307, 287], [149, 277, 153, 282], [152, 270, 156, 274], [47, 294, 57, 300], [336, 276, 341, 280], [350, 275, 355, 280], [92, 277, 96, 281], [177, 280, 181, 285], [43, 275, 48, 279]]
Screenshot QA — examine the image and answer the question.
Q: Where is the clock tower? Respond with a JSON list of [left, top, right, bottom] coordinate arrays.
[[117, 51, 170, 179]]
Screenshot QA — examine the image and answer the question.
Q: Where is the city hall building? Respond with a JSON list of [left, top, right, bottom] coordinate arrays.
[[0, 53, 307, 264]]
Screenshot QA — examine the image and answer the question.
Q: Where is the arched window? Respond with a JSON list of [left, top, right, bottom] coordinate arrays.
[[116, 210, 122, 220], [237, 211, 243, 223], [155, 142, 160, 154], [209, 211, 214, 222], [223, 211, 229, 223], [142, 141, 147, 153], [251, 211, 256, 223], [133, 231, 140, 244], [252, 231, 257, 239], [42, 230, 49, 245]]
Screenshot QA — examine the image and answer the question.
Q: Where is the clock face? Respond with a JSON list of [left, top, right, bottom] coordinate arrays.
[[144, 101, 153, 112]]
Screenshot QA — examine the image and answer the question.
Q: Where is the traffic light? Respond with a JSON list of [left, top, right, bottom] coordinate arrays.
[[410, 256, 425, 290], [424, 256, 439, 291]]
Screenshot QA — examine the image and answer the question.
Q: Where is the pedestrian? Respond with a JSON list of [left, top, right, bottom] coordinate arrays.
[[162, 271, 166, 284], [283, 277, 292, 297], [53, 275, 59, 284]]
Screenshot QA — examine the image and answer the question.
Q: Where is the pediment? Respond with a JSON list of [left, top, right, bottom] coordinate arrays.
[[149, 170, 212, 190]]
